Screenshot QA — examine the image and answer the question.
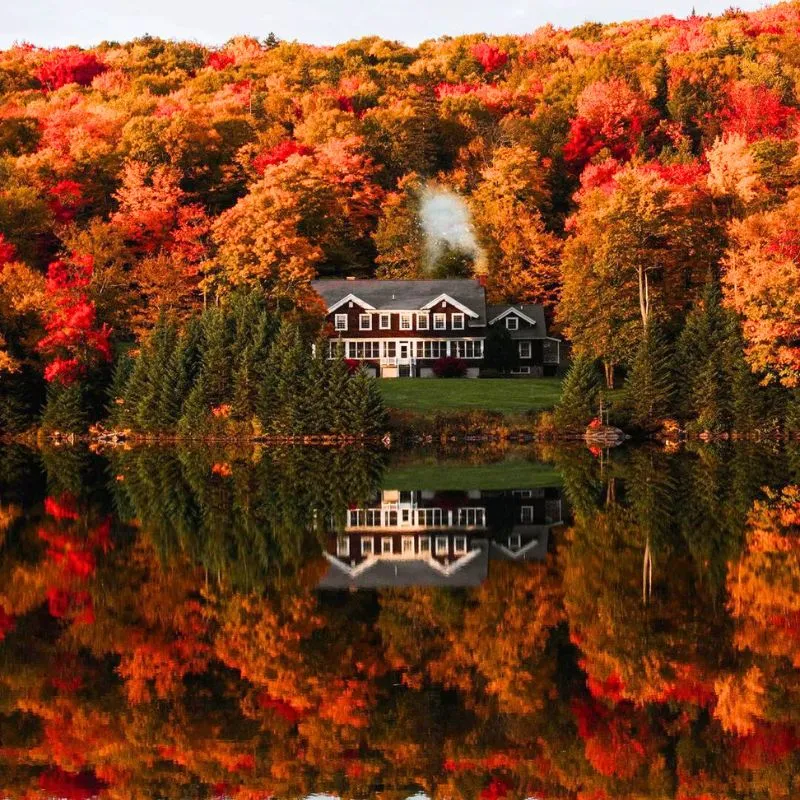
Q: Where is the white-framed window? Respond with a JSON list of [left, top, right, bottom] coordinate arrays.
[[359, 313, 372, 330], [435, 536, 449, 555], [513, 490, 534, 498], [335, 314, 348, 331], [454, 536, 467, 554], [361, 536, 374, 555], [451, 313, 464, 330], [336, 536, 350, 557], [512, 366, 531, 375], [379, 313, 391, 330], [384, 341, 396, 358], [402, 535, 415, 554], [519, 341, 532, 359], [416, 312, 429, 330], [452, 340, 483, 359], [521, 506, 535, 524], [417, 340, 448, 359], [506, 316, 519, 330], [433, 313, 446, 331], [381, 537, 393, 554], [329, 341, 345, 358], [400, 313, 412, 330], [419, 536, 431, 554], [508, 534, 522, 550], [347, 341, 381, 359]]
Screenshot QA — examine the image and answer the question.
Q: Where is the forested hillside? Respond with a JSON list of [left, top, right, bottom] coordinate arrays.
[[0, 4, 798, 430]]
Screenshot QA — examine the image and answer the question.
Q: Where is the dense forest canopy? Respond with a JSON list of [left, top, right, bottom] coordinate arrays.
[[0, 3, 799, 429]]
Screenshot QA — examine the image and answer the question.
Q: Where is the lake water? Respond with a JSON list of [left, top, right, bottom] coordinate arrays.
[[0, 441, 798, 799]]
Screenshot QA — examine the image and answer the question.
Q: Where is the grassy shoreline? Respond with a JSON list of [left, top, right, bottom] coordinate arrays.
[[378, 377, 563, 415]]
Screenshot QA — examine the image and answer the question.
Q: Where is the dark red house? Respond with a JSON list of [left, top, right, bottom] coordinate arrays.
[[312, 278, 561, 377]]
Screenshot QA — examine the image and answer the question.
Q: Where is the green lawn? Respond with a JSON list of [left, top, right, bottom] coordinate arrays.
[[382, 457, 562, 491], [378, 377, 562, 414]]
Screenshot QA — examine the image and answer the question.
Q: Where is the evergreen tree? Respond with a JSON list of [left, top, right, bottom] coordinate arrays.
[[675, 280, 765, 433], [157, 318, 203, 428], [106, 352, 134, 428], [554, 354, 601, 430], [135, 314, 179, 432], [345, 368, 389, 436], [625, 320, 675, 429], [326, 353, 353, 434], [261, 321, 308, 436], [40, 382, 87, 434], [198, 307, 232, 409], [483, 324, 519, 375]]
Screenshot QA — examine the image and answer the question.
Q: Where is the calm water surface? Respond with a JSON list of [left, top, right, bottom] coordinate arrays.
[[0, 442, 798, 799]]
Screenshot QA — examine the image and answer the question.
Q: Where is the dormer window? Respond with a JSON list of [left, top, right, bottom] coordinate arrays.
[[451, 313, 464, 330], [335, 314, 348, 331], [433, 313, 446, 331], [506, 316, 518, 330], [359, 313, 372, 330]]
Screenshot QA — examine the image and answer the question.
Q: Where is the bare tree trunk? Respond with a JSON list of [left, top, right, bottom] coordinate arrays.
[[603, 360, 615, 389], [643, 536, 653, 605], [638, 266, 650, 330]]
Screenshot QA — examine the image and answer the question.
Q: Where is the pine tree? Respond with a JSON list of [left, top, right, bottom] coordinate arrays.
[[106, 353, 134, 427], [198, 307, 232, 410], [554, 354, 600, 430], [325, 353, 352, 434], [157, 318, 202, 428], [41, 382, 87, 434], [625, 321, 675, 429], [345, 368, 388, 436], [261, 321, 308, 435], [135, 314, 178, 432]]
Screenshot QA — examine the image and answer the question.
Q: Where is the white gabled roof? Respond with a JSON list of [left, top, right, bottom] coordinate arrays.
[[419, 293, 480, 319], [327, 293, 376, 313], [488, 306, 538, 326]]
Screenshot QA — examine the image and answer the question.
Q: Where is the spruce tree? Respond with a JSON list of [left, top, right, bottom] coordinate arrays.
[[157, 319, 202, 429], [345, 368, 389, 436], [41, 382, 88, 434], [625, 321, 675, 429], [325, 354, 352, 434], [554, 354, 601, 430], [135, 315, 178, 432]]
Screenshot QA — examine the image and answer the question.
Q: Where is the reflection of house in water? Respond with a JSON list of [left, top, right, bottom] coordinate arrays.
[[318, 488, 563, 589]]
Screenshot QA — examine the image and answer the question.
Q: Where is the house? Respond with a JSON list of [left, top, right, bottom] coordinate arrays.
[[317, 487, 563, 589], [311, 278, 561, 378]]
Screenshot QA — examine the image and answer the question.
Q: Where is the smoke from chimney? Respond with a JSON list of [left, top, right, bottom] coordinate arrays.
[[418, 185, 486, 275]]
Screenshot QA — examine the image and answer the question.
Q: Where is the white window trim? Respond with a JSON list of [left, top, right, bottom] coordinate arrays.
[[402, 535, 415, 554], [451, 313, 464, 330], [381, 537, 393, 554], [508, 534, 522, 550], [359, 313, 372, 330], [433, 313, 446, 331], [379, 313, 391, 330], [361, 536, 373, 555], [518, 341, 532, 358], [336, 536, 350, 557], [400, 313, 413, 331], [521, 506, 535, 523], [454, 536, 467, 554], [435, 536, 449, 555], [506, 316, 518, 330], [416, 312, 429, 330], [419, 536, 431, 554], [335, 314, 348, 331]]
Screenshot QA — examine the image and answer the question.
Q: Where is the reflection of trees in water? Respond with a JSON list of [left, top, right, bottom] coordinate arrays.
[[0, 443, 798, 798], [108, 445, 388, 589]]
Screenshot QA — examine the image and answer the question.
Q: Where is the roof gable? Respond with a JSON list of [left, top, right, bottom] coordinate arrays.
[[420, 293, 480, 318], [488, 306, 537, 326], [327, 293, 375, 312]]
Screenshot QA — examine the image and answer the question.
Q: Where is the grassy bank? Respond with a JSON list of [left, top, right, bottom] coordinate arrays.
[[378, 377, 562, 415], [382, 457, 562, 490]]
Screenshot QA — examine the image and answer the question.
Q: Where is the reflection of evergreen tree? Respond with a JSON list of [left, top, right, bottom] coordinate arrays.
[[107, 445, 386, 590]]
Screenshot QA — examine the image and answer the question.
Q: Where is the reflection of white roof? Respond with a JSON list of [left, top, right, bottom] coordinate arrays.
[[318, 541, 489, 589]]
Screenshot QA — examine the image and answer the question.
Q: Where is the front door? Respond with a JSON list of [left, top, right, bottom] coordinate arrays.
[[399, 342, 410, 360]]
